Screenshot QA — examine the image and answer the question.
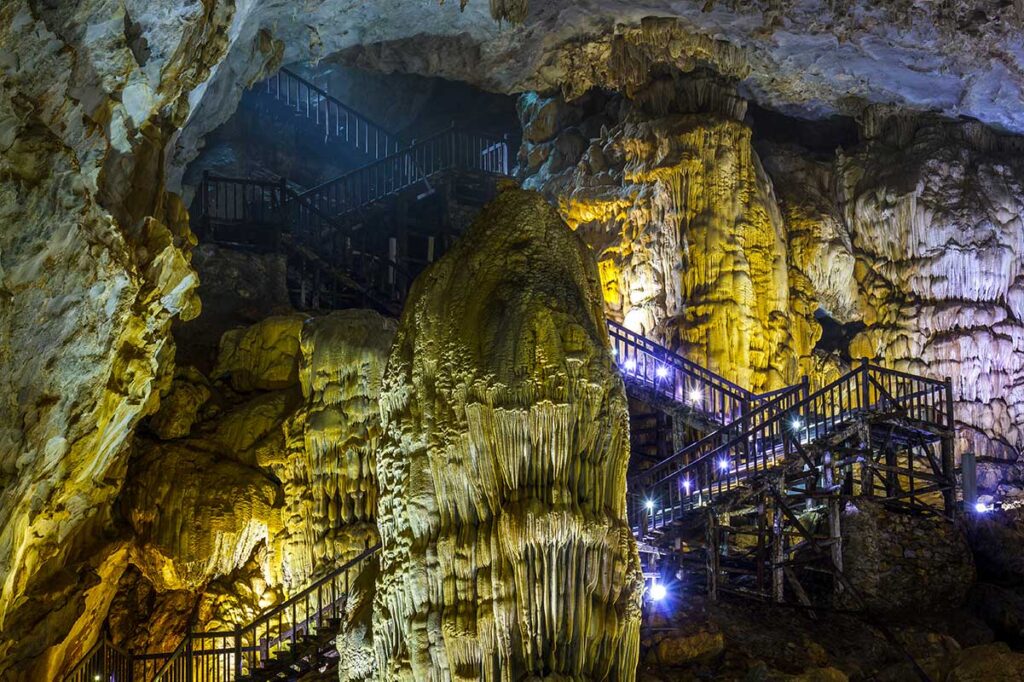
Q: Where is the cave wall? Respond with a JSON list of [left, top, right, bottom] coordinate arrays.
[[519, 77, 1024, 461], [518, 76, 820, 392], [373, 188, 643, 679]]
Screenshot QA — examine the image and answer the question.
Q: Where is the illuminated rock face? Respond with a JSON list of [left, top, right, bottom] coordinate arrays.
[[839, 115, 1024, 459], [520, 81, 818, 392], [109, 310, 393, 659], [373, 188, 643, 680]]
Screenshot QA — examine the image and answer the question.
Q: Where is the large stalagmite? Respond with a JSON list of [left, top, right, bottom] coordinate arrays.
[[373, 188, 643, 679]]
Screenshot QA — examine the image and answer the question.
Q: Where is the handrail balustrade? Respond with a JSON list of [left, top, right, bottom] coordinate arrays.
[[632, 360, 954, 531], [259, 68, 401, 161], [64, 546, 379, 682]]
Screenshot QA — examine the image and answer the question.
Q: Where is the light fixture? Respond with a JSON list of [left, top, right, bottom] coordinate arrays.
[[644, 499, 654, 511], [649, 582, 667, 602], [611, 347, 618, 356], [655, 365, 669, 379], [688, 388, 702, 405], [718, 458, 729, 472], [975, 501, 990, 513], [624, 359, 636, 372], [790, 416, 803, 432], [682, 478, 692, 492]]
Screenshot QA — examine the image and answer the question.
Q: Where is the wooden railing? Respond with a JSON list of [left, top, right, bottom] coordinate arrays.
[[607, 320, 753, 426], [631, 360, 954, 531], [64, 547, 379, 682], [257, 68, 401, 161]]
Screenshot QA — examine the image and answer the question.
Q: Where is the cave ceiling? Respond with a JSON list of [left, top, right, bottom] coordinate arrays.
[[173, 0, 1024, 186]]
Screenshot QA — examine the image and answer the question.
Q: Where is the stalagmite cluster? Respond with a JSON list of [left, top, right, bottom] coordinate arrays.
[[373, 188, 643, 679]]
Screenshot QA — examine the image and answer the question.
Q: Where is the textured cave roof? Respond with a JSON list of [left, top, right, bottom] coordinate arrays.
[[171, 0, 1023, 188]]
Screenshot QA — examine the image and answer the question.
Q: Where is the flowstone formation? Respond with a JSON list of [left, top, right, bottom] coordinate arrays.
[[374, 188, 643, 679], [519, 77, 818, 392], [837, 113, 1024, 461], [43, 310, 394, 676]]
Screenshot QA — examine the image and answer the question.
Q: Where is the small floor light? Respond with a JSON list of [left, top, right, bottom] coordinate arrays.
[[624, 359, 637, 372], [688, 388, 702, 405], [719, 458, 730, 472], [656, 365, 669, 379], [975, 501, 990, 513], [790, 416, 803, 432], [644, 499, 654, 511], [649, 582, 667, 602]]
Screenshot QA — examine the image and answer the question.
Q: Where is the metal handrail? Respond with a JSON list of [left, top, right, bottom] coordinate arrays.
[[296, 126, 509, 219], [260, 68, 401, 160], [150, 545, 379, 681]]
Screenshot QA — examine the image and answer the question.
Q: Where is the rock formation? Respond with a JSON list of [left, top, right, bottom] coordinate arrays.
[[519, 77, 817, 391], [373, 188, 643, 679]]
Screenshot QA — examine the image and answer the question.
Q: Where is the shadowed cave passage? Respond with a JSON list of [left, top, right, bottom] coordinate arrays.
[[5, 2, 1024, 680]]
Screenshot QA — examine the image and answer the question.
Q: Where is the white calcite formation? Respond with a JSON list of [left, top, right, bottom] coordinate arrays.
[[373, 188, 643, 680], [839, 113, 1024, 460]]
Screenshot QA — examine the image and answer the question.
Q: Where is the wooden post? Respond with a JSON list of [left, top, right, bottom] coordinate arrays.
[[828, 495, 843, 598], [706, 509, 719, 602], [858, 423, 873, 498], [756, 496, 767, 597], [942, 376, 957, 515], [772, 495, 785, 604]]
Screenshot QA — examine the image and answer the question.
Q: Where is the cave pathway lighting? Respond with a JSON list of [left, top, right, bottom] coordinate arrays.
[[649, 582, 667, 602], [644, 499, 654, 511], [624, 358, 636, 372], [688, 387, 702, 405], [790, 416, 803, 432], [975, 501, 991, 513], [719, 458, 730, 472], [655, 365, 669, 379], [682, 478, 692, 493]]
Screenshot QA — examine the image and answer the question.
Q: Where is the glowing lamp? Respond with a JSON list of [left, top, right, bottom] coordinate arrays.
[[644, 499, 654, 511], [718, 458, 729, 472], [975, 501, 989, 513], [649, 582, 667, 602], [682, 478, 692, 493], [624, 359, 637, 372], [655, 365, 669, 379], [688, 388, 702, 405], [790, 417, 803, 431]]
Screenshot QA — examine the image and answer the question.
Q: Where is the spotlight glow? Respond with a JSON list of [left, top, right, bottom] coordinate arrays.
[[624, 359, 636, 372], [975, 501, 990, 513], [655, 365, 669, 379], [790, 417, 803, 431], [719, 458, 729, 472], [644, 499, 654, 511], [649, 582, 667, 602], [688, 388, 702, 404], [682, 478, 692, 492]]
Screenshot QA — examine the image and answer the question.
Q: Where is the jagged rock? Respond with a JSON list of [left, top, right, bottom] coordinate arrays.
[[649, 627, 725, 667], [148, 368, 213, 439], [373, 188, 643, 678], [947, 642, 1024, 681], [967, 508, 1024, 585], [122, 441, 282, 591], [213, 314, 306, 392], [839, 500, 975, 612]]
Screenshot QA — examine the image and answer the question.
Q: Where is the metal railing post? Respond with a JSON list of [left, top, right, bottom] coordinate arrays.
[[185, 635, 193, 682], [234, 629, 242, 678], [860, 358, 870, 410]]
